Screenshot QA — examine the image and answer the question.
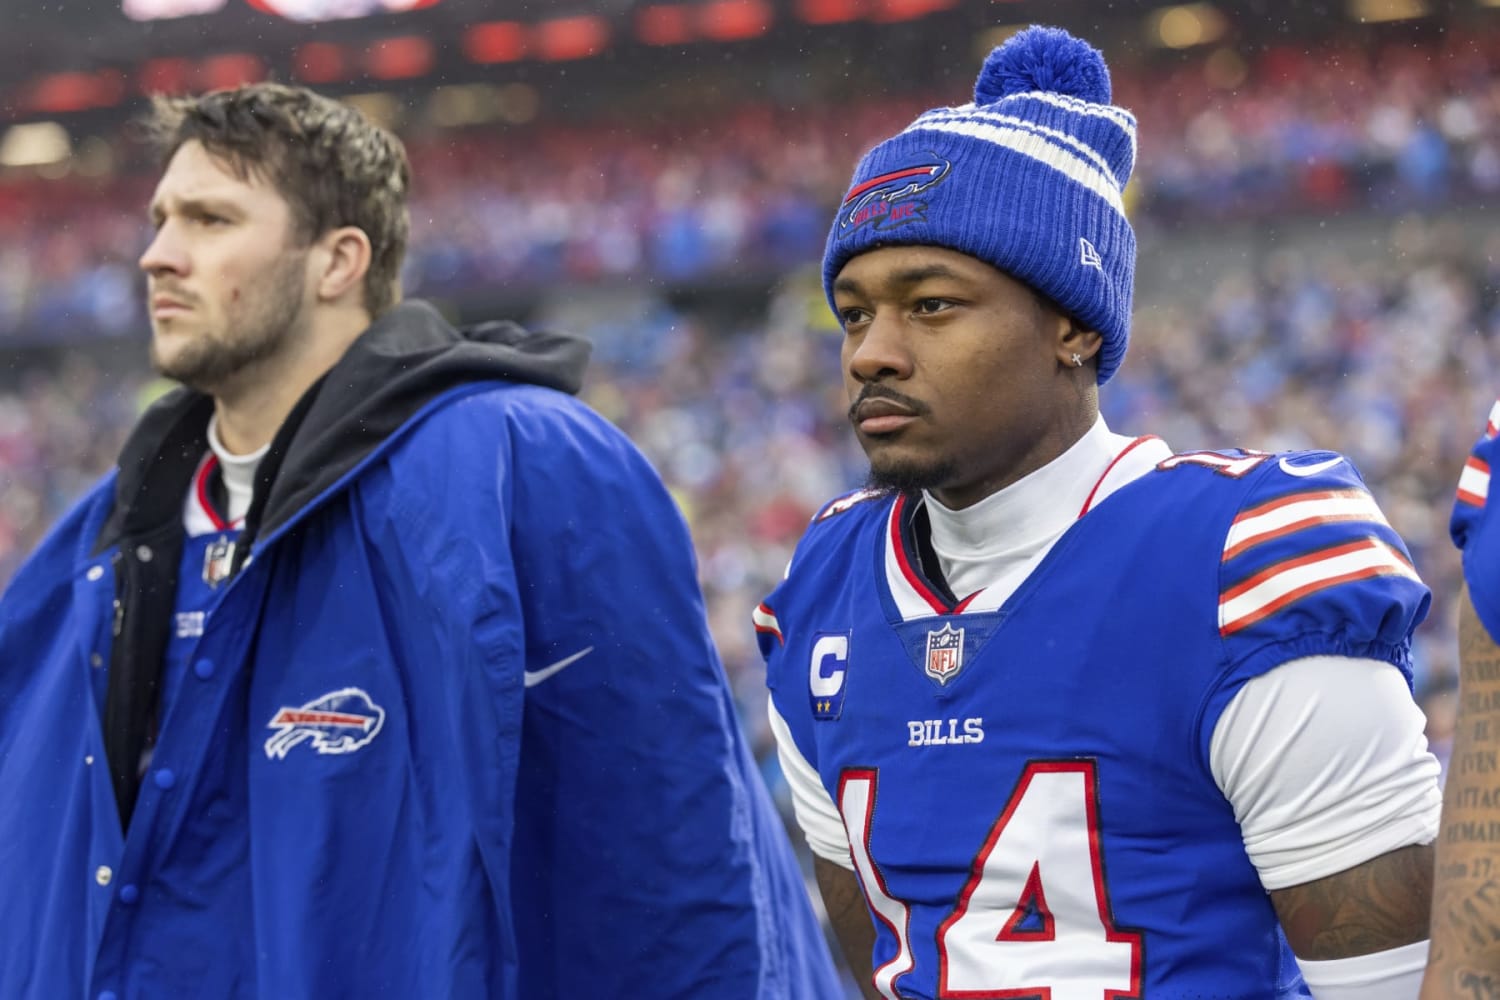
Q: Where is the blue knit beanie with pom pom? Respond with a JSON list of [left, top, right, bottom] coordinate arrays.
[[822, 25, 1138, 384]]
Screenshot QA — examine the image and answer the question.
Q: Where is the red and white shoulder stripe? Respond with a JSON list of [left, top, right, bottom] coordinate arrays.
[[753, 603, 783, 645], [1219, 485, 1418, 637], [1456, 401, 1500, 509], [1222, 488, 1390, 561], [1219, 536, 1418, 636], [1458, 456, 1491, 509]]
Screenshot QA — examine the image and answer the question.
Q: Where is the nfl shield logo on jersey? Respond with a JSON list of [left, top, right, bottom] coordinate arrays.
[[925, 623, 965, 685], [202, 535, 235, 588]]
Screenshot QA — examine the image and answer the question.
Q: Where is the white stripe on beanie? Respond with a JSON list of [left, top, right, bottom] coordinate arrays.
[[908, 118, 1128, 217], [915, 107, 1129, 197]]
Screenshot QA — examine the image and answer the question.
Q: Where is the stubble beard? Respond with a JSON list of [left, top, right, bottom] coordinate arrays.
[[863, 450, 961, 496], [151, 250, 308, 394]]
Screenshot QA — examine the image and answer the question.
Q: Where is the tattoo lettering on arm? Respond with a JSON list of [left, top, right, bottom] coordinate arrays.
[[815, 855, 880, 1000], [1270, 841, 1433, 960], [1424, 586, 1500, 998], [1452, 969, 1500, 1000]]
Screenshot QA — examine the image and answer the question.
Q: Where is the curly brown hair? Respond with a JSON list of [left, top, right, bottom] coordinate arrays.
[[143, 82, 411, 317]]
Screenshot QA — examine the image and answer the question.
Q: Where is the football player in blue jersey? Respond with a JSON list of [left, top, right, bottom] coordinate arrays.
[[0, 82, 838, 999], [1424, 404, 1500, 996], [759, 25, 1442, 1000]]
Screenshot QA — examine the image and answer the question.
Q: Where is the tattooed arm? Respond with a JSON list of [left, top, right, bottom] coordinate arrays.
[[815, 856, 880, 1000], [1423, 585, 1500, 999], [1210, 655, 1439, 995], [1270, 841, 1433, 958]]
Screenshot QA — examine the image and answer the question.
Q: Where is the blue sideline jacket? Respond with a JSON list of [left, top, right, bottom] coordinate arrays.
[[0, 301, 838, 999]]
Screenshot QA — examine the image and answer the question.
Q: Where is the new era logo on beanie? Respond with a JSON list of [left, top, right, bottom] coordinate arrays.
[[822, 25, 1138, 385]]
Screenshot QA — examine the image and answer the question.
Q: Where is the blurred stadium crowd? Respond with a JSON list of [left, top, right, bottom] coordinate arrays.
[[4, 26, 1500, 340], [4, 21, 1499, 787]]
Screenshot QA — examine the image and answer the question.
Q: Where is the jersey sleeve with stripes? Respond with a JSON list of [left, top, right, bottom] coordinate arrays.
[[1452, 400, 1500, 644], [1200, 451, 1432, 766]]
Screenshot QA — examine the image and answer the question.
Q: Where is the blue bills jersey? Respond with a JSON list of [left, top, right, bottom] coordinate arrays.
[[761, 449, 1429, 1000], [1452, 400, 1500, 642]]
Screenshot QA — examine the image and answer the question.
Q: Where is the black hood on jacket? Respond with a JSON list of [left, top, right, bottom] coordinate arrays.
[[99, 299, 591, 551]]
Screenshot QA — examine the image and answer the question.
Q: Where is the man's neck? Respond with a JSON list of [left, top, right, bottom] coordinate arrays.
[[922, 416, 1156, 602], [211, 309, 371, 455], [930, 398, 1101, 511]]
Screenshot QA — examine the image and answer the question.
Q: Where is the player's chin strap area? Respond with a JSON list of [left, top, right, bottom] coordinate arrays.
[[1295, 938, 1428, 999]]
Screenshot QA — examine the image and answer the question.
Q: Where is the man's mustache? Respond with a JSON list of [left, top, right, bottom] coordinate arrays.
[[848, 384, 929, 422]]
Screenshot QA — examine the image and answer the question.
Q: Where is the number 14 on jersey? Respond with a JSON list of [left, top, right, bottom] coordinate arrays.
[[838, 760, 1144, 999]]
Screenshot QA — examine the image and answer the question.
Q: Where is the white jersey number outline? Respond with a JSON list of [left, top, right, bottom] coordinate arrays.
[[838, 760, 1143, 999]]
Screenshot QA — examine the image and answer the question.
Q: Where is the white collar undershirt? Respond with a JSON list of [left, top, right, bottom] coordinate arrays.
[[923, 416, 1139, 601], [206, 415, 268, 526]]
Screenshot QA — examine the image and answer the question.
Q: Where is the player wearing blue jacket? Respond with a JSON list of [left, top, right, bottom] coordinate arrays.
[[762, 26, 1441, 1000], [0, 83, 838, 999]]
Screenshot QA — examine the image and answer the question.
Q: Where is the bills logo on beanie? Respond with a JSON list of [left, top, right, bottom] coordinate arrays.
[[823, 25, 1138, 385], [837, 159, 952, 234]]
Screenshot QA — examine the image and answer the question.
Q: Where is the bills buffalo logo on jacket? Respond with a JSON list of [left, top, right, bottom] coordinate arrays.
[[264, 687, 386, 760]]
